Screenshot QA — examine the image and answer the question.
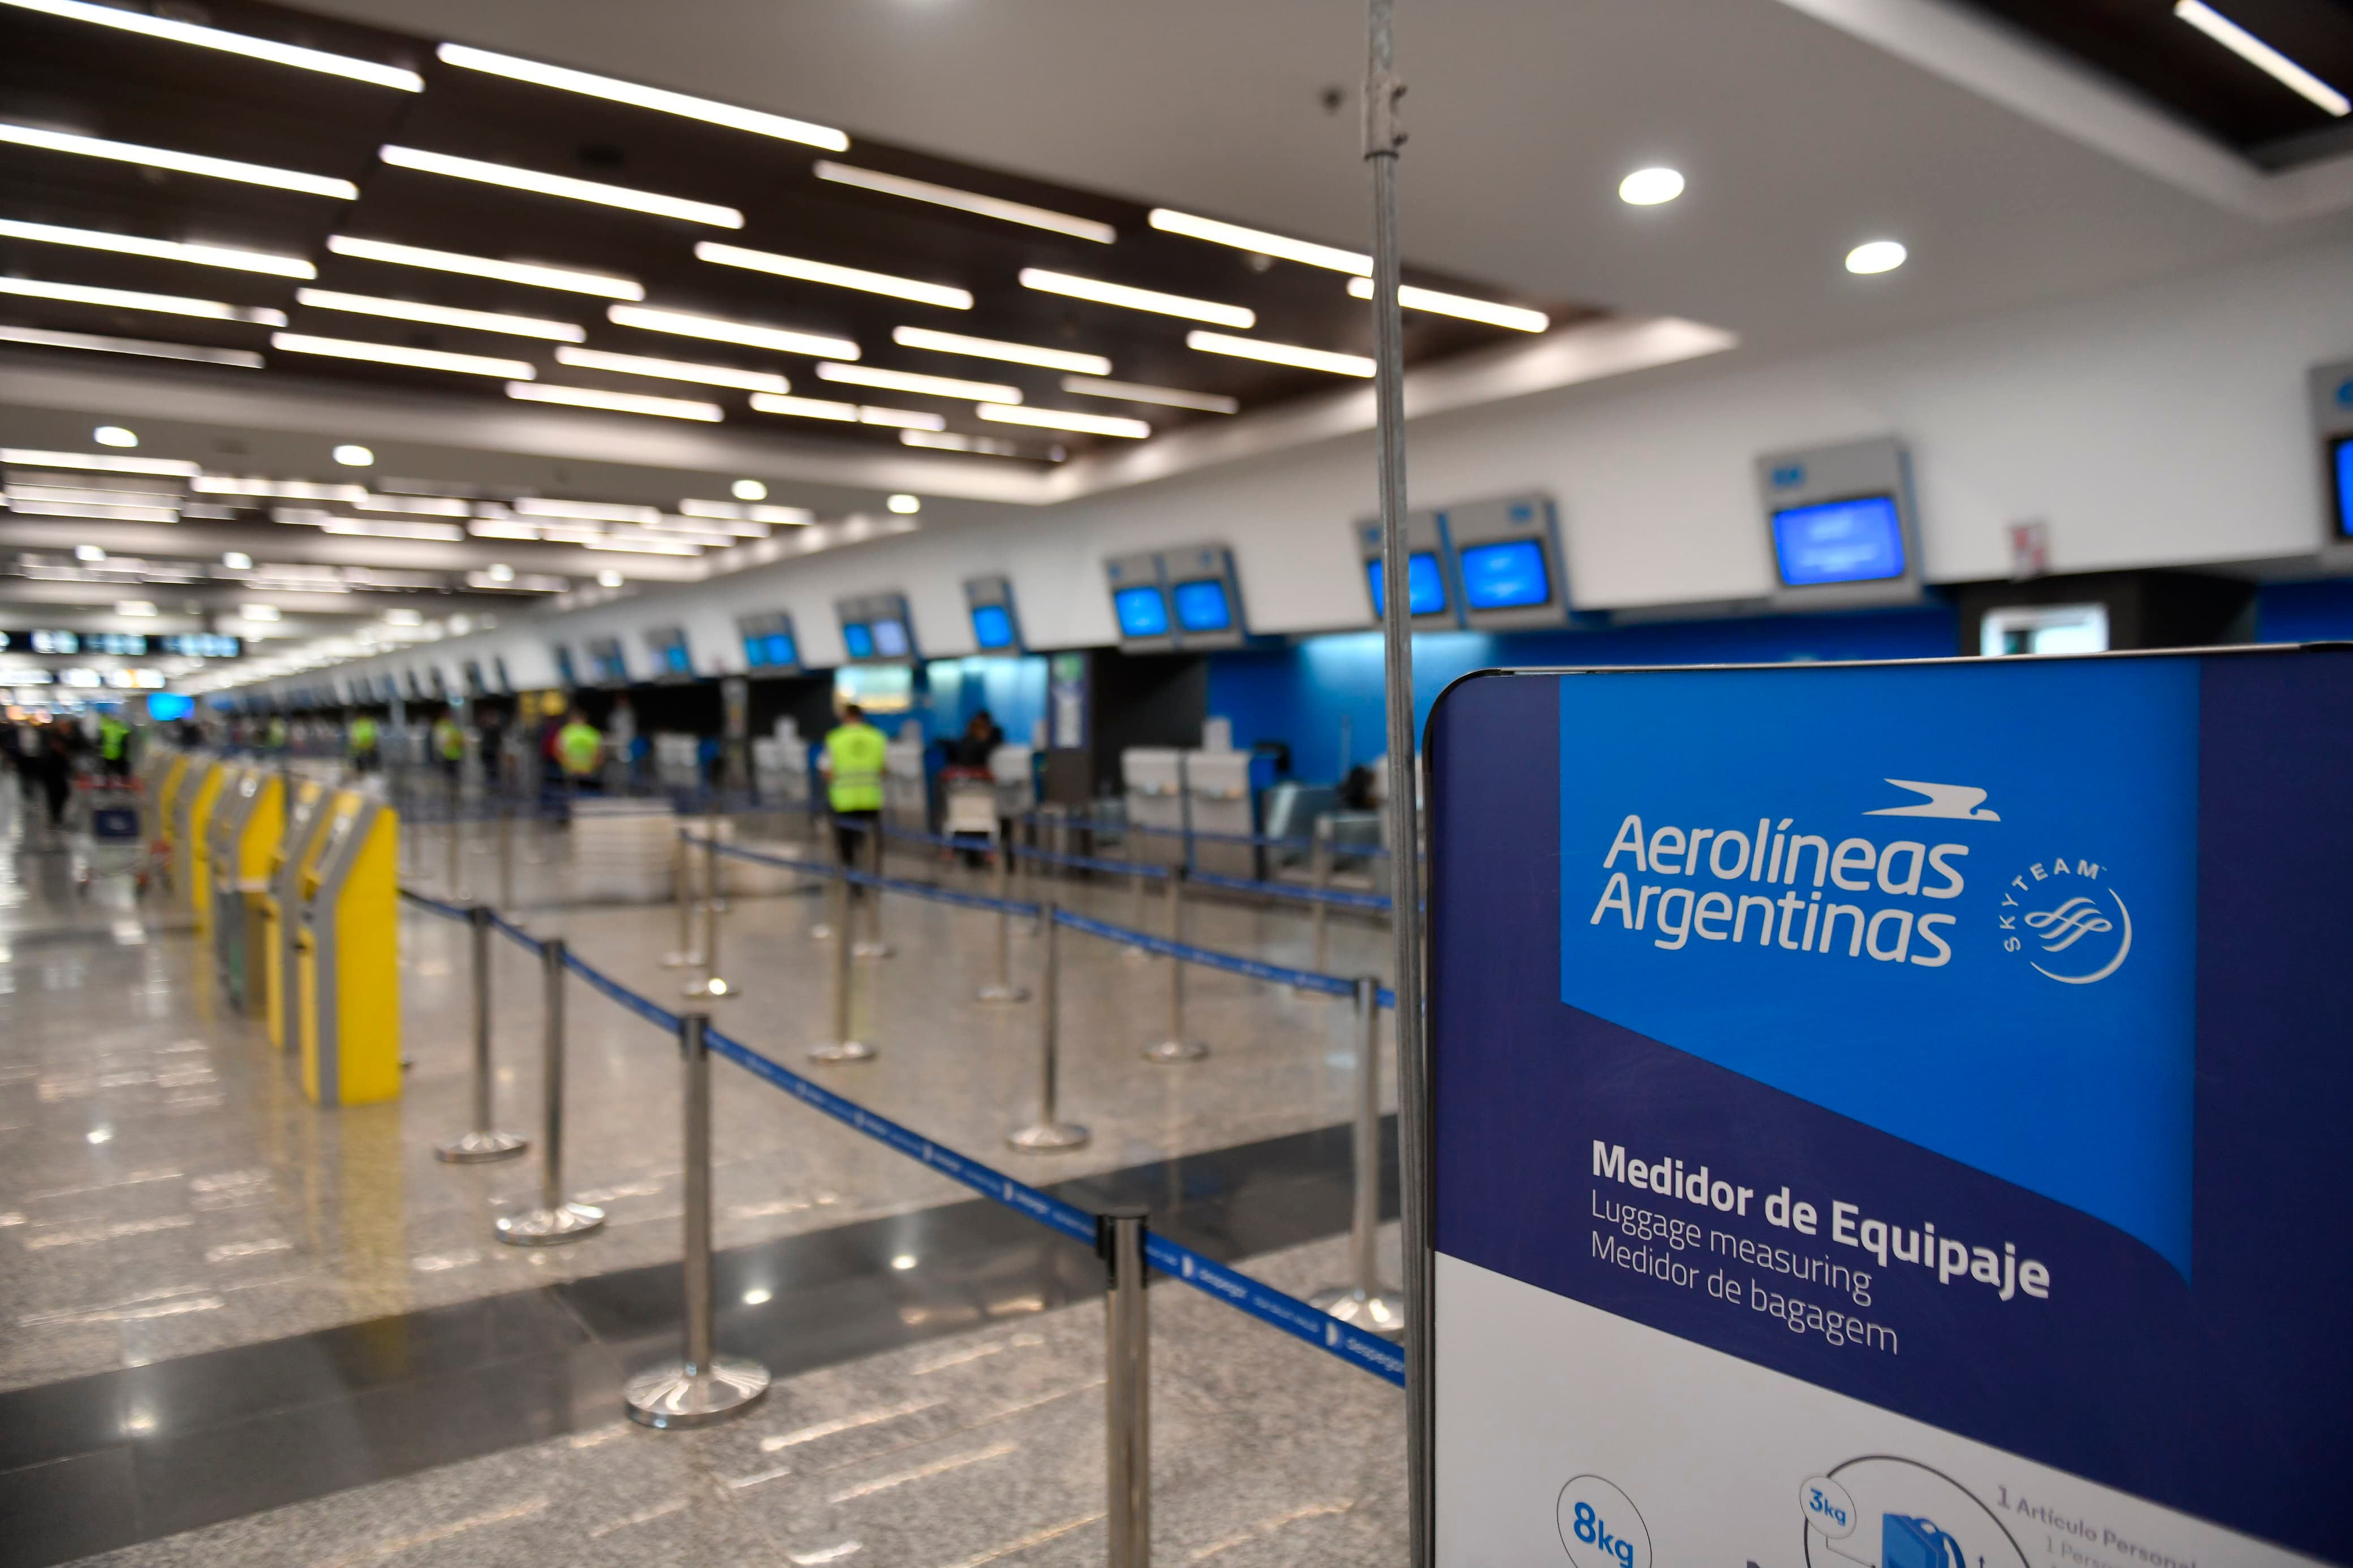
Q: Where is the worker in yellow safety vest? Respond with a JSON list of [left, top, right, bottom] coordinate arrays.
[[432, 712, 465, 784], [348, 714, 380, 774], [555, 710, 604, 792], [98, 713, 131, 777], [822, 702, 887, 895]]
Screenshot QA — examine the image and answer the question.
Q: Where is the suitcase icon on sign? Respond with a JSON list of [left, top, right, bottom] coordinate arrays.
[[1883, 1514, 1967, 1568]]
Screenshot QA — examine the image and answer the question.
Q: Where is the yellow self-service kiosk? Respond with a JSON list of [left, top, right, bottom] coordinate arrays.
[[294, 791, 400, 1105], [156, 752, 189, 845], [176, 758, 227, 933], [206, 770, 285, 1012], [264, 779, 333, 1052]]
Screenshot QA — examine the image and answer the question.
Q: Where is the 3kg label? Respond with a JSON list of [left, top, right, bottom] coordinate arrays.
[[1556, 1475, 1652, 1568]]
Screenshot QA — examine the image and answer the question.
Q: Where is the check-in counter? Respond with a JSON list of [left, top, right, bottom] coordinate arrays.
[[294, 791, 400, 1106], [265, 780, 334, 1053], [1121, 748, 1186, 868], [653, 733, 702, 793], [884, 735, 928, 834], [206, 770, 285, 1010], [1182, 749, 1259, 878]]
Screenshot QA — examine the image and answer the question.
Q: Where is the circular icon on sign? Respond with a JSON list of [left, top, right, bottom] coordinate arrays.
[[1800, 1476, 1858, 1541], [1800, 1457, 2026, 1568], [1557, 1474, 1651, 1568]]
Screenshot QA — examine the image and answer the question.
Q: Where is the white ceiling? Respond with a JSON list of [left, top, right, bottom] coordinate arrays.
[[301, 0, 2353, 360]]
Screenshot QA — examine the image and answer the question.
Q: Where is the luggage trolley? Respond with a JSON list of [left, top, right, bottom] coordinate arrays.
[[74, 775, 158, 896]]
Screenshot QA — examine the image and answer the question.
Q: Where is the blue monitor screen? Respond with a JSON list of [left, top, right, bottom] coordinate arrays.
[[764, 632, 796, 667], [662, 643, 690, 675], [2334, 436, 2353, 538], [1367, 551, 1448, 617], [148, 692, 193, 721], [1772, 494, 1907, 586], [743, 634, 765, 667], [971, 603, 1015, 650], [1459, 538, 1552, 610], [842, 622, 874, 659], [1114, 584, 1170, 638], [1173, 578, 1232, 633], [871, 618, 909, 658]]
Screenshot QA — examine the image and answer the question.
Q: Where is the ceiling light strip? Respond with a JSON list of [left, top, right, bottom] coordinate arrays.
[[512, 498, 661, 524], [503, 382, 723, 421], [379, 146, 743, 227], [0, 276, 286, 324], [0, 324, 264, 367], [193, 476, 367, 500], [1147, 208, 1369, 275], [1057, 375, 1236, 414], [2, 449, 201, 476], [0, 123, 359, 197], [0, 218, 314, 278], [890, 326, 1109, 375], [813, 362, 1018, 403], [899, 429, 1024, 457], [436, 43, 847, 148], [4, 499, 180, 521], [607, 303, 856, 360], [1344, 277, 1549, 332], [0, 0, 423, 89], [1018, 268, 1252, 329], [855, 405, 946, 430], [324, 236, 643, 299], [554, 345, 786, 392], [975, 404, 1151, 439], [269, 332, 537, 379], [747, 393, 856, 422], [695, 242, 969, 309], [2172, 1, 2349, 115], [293, 288, 583, 341], [811, 161, 1113, 243], [1184, 330, 1373, 377]]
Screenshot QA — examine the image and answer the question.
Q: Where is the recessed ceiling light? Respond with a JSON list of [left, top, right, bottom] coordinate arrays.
[[435, 43, 847, 148], [294, 288, 584, 342], [0, 276, 285, 325], [92, 426, 137, 448], [324, 236, 642, 300], [269, 333, 537, 379], [1618, 167, 1685, 206], [0, 122, 359, 198], [385, 608, 424, 626], [606, 304, 856, 361], [222, 552, 252, 569], [976, 404, 1151, 439], [504, 382, 725, 421], [378, 146, 743, 228], [0, 218, 314, 278], [1185, 330, 1374, 377], [332, 444, 374, 467], [553, 346, 787, 393], [731, 479, 768, 501], [2172, 1, 2349, 116], [1057, 375, 1238, 414], [239, 602, 282, 621], [890, 1254, 917, 1271], [1344, 277, 1550, 333], [486, 563, 515, 582], [115, 600, 157, 617], [2, 0, 422, 86], [0, 325, 264, 368], [1845, 240, 1908, 275], [889, 326, 1109, 377], [886, 493, 920, 514], [695, 242, 971, 310], [1019, 268, 1253, 329], [813, 362, 1019, 403], [811, 161, 1114, 243], [74, 545, 105, 561], [596, 569, 624, 588], [1147, 208, 1370, 275]]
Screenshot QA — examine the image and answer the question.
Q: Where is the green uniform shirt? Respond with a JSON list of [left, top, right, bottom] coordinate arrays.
[[99, 717, 127, 760], [825, 722, 886, 813], [350, 717, 378, 754], [434, 718, 464, 760], [557, 720, 602, 777]]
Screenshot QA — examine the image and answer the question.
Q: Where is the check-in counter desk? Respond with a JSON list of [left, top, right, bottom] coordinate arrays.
[[1181, 749, 1259, 879], [1121, 748, 1187, 869], [266, 780, 334, 1053], [653, 733, 702, 794], [206, 770, 285, 1011], [294, 791, 400, 1106], [884, 736, 928, 835]]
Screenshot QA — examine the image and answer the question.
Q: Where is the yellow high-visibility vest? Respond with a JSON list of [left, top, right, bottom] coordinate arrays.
[[825, 722, 886, 812], [557, 721, 602, 777]]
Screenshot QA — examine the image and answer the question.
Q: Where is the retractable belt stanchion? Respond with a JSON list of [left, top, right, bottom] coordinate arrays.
[[1123, 828, 1149, 963], [684, 832, 735, 1000], [810, 855, 875, 1063], [624, 1012, 770, 1428], [1142, 866, 1206, 1063], [1299, 816, 1334, 993], [662, 831, 702, 970], [435, 906, 528, 1164], [495, 936, 606, 1244], [444, 793, 464, 900], [1309, 975, 1406, 1334], [1101, 1207, 1151, 1568], [975, 840, 1028, 1005], [853, 822, 893, 960], [1009, 903, 1085, 1150], [496, 806, 515, 912], [811, 806, 841, 943]]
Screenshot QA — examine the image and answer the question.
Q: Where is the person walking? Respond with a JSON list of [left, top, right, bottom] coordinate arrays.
[[97, 712, 131, 779], [555, 709, 604, 794], [348, 712, 380, 775], [821, 702, 887, 898]]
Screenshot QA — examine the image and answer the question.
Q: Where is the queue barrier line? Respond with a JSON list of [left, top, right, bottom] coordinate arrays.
[[1050, 907, 1359, 1000], [1023, 813, 1391, 859], [1184, 866, 1392, 913], [395, 879, 1404, 1386], [398, 887, 471, 921], [1010, 842, 1174, 880], [698, 836, 1044, 921]]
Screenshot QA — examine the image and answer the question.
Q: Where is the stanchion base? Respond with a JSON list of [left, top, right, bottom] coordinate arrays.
[[1141, 1038, 1209, 1064], [1007, 1120, 1089, 1151], [659, 950, 705, 970], [623, 1355, 770, 1429], [682, 977, 739, 1000], [852, 941, 895, 960], [1307, 1284, 1408, 1338], [1122, 944, 1152, 964], [808, 1040, 876, 1063], [808, 923, 836, 941], [494, 1202, 605, 1246], [434, 1129, 529, 1164], [973, 983, 1031, 1005]]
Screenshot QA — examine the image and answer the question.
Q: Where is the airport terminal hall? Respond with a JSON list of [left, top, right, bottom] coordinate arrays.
[[6, 0, 2353, 1565]]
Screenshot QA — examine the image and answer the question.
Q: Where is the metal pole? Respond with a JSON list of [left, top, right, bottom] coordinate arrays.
[[1364, 4, 1433, 1558], [809, 858, 875, 1062], [444, 803, 463, 899], [1299, 815, 1333, 994], [853, 820, 893, 960], [685, 831, 735, 999], [811, 809, 839, 941], [662, 830, 700, 968], [497, 806, 515, 911], [625, 1012, 771, 1427], [1310, 977, 1404, 1333], [1141, 867, 1204, 1062], [1100, 1208, 1150, 1568], [436, 906, 528, 1164], [1009, 904, 1085, 1149], [1123, 823, 1149, 963], [495, 936, 605, 1243], [975, 841, 1028, 1004]]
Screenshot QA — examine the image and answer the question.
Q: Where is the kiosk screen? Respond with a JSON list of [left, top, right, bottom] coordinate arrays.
[[1771, 494, 1906, 586], [1368, 551, 1448, 617], [971, 603, 1015, 650], [870, 618, 910, 658], [1173, 579, 1232, 633], [842, 623, 874, 660], [1459, 538, 1552, 610], [1114, 585, 1170, 637], [2333, 435, 2352, 538]]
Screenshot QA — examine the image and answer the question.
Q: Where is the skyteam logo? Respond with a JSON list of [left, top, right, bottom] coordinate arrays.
[[2002, 857, 2131, 984]]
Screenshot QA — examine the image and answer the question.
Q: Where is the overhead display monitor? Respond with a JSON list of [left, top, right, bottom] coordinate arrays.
[[146, 692, 193, 722], [2312, 360, 2353, 558], [643, 624, 692, 678], [1367, 552, 1450, 619], [963, 573, 1021, 653], [1358, 507, 1462, 627], [870, 617, 910, 658], [1159, 543, 1247, 649], [551, 645, 579, 689], [1756, 437, 1923, 609], [1445, 494, 1570, 631], [1114, 584, 1170, 638], [738, 612, 799, 672], [1105, 550, 1174, 653], [835, 592, 917, 664], [1770, 494, 1908, 586], [1459, 538, 1553, 609], [585, 636, 629, 685], [842, 622, 874, 659], [2333, 434, 2352, 539], [1172, 577, 1232, 633]]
